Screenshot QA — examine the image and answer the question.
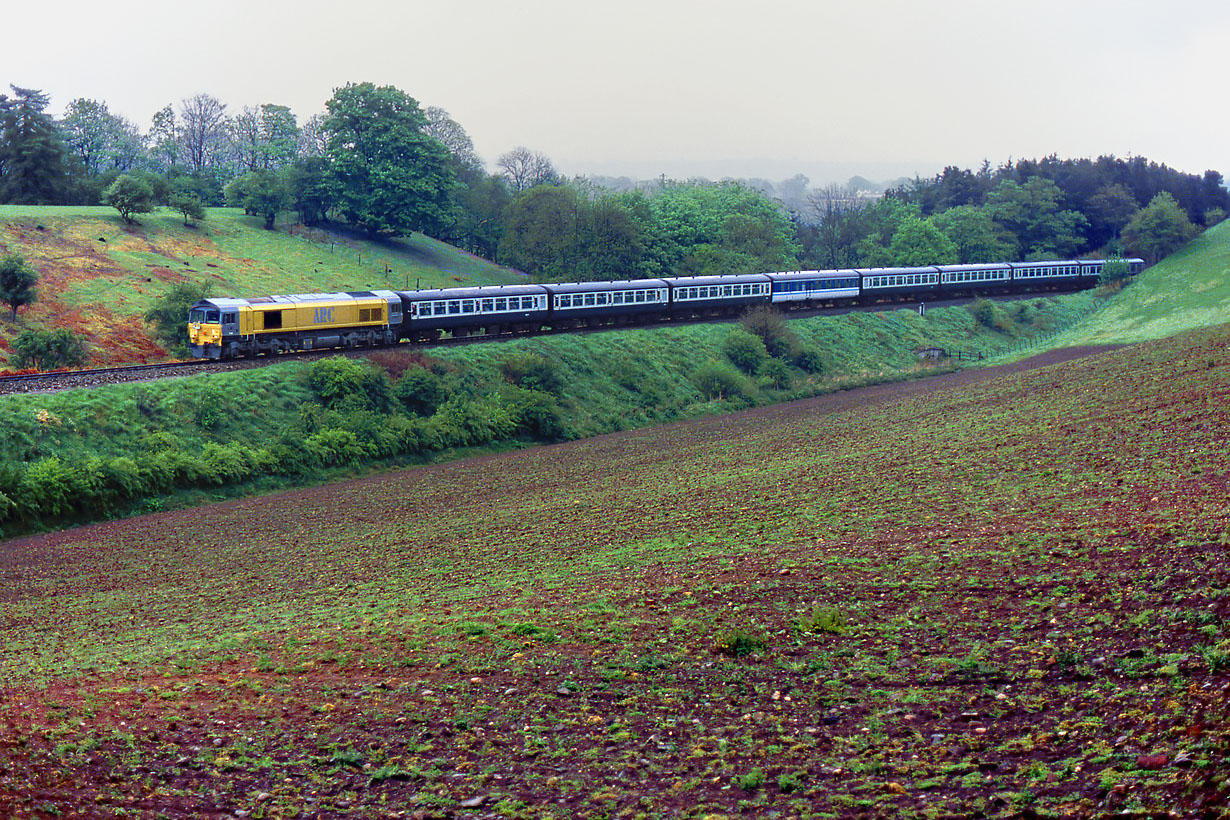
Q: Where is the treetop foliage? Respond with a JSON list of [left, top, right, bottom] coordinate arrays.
[[0, 77, 1224, 279]]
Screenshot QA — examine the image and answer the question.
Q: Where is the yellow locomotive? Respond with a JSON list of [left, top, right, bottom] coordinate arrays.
[[187, 290, 402, 359]]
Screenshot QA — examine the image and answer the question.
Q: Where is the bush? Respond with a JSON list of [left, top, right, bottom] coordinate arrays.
[[691, 361, 747, 401], [306, 357, 393, 412], [721, 328, 768, 375], [304, 428, 366, 465], [500, 352, 564, 395], [395, 366, 450, 416], [505, 387, 567, 440], [791, 347, 828, 375], [969, 298, 993, 327], [144, 281, 212, 355], [740, 305, 799, 358], [759, 358, 792, 390], [1099, 257, 1133, 286], [10, 328, 88, 370]]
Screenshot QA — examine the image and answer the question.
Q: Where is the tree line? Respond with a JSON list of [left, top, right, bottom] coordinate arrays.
[[1, 81, 1227, 286]]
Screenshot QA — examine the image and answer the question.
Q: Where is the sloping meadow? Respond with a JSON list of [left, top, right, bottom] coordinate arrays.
[[1, 324, 1228, 818]]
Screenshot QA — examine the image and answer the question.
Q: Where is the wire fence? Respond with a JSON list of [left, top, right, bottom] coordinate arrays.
[[926, 295, 1109, 364]]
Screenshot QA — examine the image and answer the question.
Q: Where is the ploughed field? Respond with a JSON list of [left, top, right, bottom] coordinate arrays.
[[2, 326, 1229, 819]]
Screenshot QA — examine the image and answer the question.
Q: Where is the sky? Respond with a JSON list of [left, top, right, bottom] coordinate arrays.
[[6, 0, 1229, 186]]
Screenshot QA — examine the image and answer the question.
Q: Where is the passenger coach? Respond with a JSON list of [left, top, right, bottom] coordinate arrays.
[[397, 284, 549, 341]]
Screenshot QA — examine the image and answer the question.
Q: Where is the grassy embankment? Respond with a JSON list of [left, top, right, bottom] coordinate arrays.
[[1, 291, 1101, 537], [0, 206, 517, 365]]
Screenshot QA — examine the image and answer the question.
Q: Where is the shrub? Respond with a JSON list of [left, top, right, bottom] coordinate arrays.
[[429, 396, 518, 448], [722, 328, 768, 375], [740, 305, 799, 358], [791, 347, 828, 375], [304, 428, 366, 465], [143, 281, 212, 355], [17, 457, 74, 518], [10, 329, 88, 370], [759, 358, 792, 390], [395, 366, 450, 416], [499, 352, 564, 395], [969, 298, 997, 328], [505, 387, 568, 441], [306, 357, 393, 412], [692, 361, 747, 401], [1099, 257, 1133, 286]]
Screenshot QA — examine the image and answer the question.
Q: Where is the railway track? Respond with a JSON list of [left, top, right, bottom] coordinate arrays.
[[0, 292, 1049, 396]]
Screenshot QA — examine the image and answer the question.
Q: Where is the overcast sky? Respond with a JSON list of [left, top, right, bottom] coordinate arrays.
[[7, 0, 1228, 185]]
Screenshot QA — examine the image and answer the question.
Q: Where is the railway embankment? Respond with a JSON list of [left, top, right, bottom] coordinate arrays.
[[0, 290, 1107, 537]]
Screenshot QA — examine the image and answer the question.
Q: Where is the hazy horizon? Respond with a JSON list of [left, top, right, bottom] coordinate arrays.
[[8, 0, 1229, 185]]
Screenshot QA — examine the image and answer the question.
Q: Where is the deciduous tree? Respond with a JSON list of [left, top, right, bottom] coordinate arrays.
[[497, 146, 559, 192], [1121, 192, 1197, 264], [323, 82, 458, 237], [0, 253, 38, 320], [103, 174, 156, 223], [179, 93, 228, 174]]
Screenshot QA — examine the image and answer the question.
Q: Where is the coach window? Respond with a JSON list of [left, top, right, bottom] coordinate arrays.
[[448, 301, 461, 315], [597, 293, 608, 306], [462, 300, 475, 314]]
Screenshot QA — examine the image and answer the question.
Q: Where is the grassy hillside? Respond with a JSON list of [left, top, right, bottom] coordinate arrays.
[[0, 206, 519, 365], [1031, 220, 1230, 348]]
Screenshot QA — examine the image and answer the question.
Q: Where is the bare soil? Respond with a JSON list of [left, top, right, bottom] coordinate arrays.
[[2, 335, 1228, 819]]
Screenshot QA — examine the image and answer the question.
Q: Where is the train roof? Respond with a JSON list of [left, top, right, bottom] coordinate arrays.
[[764, 269, 860, 281], [395, 284, 547, 300], [854, 266, 942, 276], [540, 279, 669, 293], [192, 291, 398, 308], [1007, 260, 1080, 268], [935, 263, 1012, 273], [661, 274, 772, 286]]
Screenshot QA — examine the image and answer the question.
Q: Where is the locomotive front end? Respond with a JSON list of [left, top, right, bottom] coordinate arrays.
[[188, 302, 223, 359]]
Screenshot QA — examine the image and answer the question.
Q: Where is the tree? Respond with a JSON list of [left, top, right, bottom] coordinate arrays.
[[169, 182, 206, 225], [179, 93, 228, 174], [805, 184, 869, 269], [497, 146, 559, 191], [1120, 192, 1197, 264], [0, 86, 69, 204], [230, 104, 299, 172], [147, 104, 180, 172], [103, 174, 156, 223], [424, 106, 482, 171], [0, 253, 37, 320], [986, 177, 1088, 258], [143, 281, 212, 354], [323, 82, 458, 237], [497, 184, 582, 278], [227, 169, 289, 229], [285, 156, 333, 225], [887, 216, 959, 266], [1086, 183, 1140, 248], [10, 328, 87, 370], [931, 205, 1017, 263]]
